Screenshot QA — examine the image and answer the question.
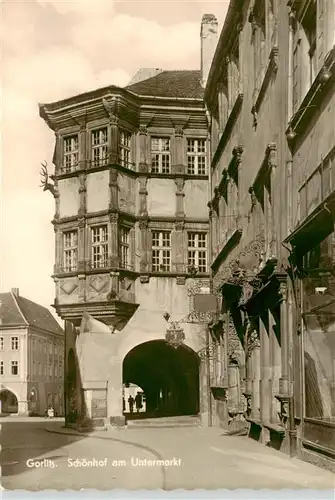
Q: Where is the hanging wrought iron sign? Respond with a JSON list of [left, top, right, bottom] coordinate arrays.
[[165, 321, 186, 349]]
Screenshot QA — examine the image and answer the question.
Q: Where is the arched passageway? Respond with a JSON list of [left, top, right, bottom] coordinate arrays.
[[123, 340, 199, 418], [0, 389, 18, 414]]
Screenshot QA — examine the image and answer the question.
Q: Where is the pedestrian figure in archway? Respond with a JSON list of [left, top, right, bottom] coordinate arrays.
[[128, 395, 134, 414], [135, 392, 142, 413], [123, 397, 126, 413]]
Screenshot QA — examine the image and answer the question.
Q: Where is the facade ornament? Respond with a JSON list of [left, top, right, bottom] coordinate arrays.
[[138, 125, 148, 135], [251, 105, 258, 128], [109, 212, 119, 223], [138, 219, 148, 230], [78, 217, 86, 229], [279, 281, 288, 302], [246, 327, 261, 358], [174, 126, 184, 138], [227, 319, 243, 364], [248, 186, 257, 210], [175, 220, 184, 231], [266, 143, 277, 170], [174, 178, 185, 192], [165, 321, 186, 349], [39, 161, 56, 196], [102, 98, 119, 125]]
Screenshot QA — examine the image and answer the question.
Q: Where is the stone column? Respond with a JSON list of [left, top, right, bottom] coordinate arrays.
[[267, 144, 277, 257], [77, 218, 86, 273], [251, 340, 261, 419], [173, 126, 185, 175], [54, 227, 62, 274], [217, 83, 228, 132], [108, 114, 119, 165], [53, 132, 62, 173], [78, 173, 87, 218], [175, 178, 185, 219], [139, 219, 149, 278], [174, 220, 185, 276], [109, 169, 119, 211], [279, 281, 289, 396], [259, 313, 270, 430], [138, 126, 149, 173], [109, 271, 119, 299], [79, 123, 87, 171], [226, 56, 233, 112], [138, 177, 148, 217], [269, 308, 281, 424], [109, 212, 119, 268]]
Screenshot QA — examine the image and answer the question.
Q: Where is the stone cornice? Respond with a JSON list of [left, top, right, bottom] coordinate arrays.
[[52, 212, 209, 227]]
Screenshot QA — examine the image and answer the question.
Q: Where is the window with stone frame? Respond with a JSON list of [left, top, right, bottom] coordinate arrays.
[[151, 231, 171, 272], [63, 230, 78, 272], [150, 137, 171, 173], [0, 337, 3, 351], [63, 134, 79, 173], [299, 148, 335, 222], [302, 230, 335, 422], [187, 139, 207, 175], [301, 0, 317, 89], [119, 226, 131, 269], [187, 233, 208, 273], [11, 337, 19, 350], [0, 361, 3, 375], [119, 130, 133, 169], [251, 0, 266, 93], [91, 225, 108, 269], [11, 360, 18, 375], [228, 36, 240, 108], [292, 0, 317, 111], [91, 127, 108, 167]]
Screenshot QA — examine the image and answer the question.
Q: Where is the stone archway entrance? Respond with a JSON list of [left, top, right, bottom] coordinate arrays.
[[0, 389, 18, 414], [123, 340, 200, 418]]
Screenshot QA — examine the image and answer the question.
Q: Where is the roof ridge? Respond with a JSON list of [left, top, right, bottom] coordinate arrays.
[[10, 291, 29, 326]]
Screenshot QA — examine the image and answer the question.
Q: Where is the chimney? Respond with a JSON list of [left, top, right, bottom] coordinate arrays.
[[11, 288, 19, 297], [200, 14, 218, 87]]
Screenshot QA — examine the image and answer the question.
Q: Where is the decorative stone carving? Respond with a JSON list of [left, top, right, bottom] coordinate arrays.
[[267, 143, 277, 170], [140, 275, 150, 283], [174, 178, 185, 192], [227, 320, 243, 363], [174, 126, 184, 138], [139, 125, 148, 135], [176, 276, 186, 285], [138, 219, 148, 230], [175, 220, 184, 231], [60, 280, 78, 295], [279, 281, 288, 302], [109, 212, 119, 223]]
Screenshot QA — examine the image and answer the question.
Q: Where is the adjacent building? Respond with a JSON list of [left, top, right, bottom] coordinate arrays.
[[0, 288, 64, 415], [205, 0, 334, 471], [39, 15, 218, 427]]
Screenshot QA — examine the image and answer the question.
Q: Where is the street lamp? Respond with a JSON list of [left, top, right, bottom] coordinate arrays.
[[285, 105, 317, 142]]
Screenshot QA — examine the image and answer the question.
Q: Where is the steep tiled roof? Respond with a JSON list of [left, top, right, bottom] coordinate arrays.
[[126, 70, 204, 99], [0, 292, 63, 335], [0, 293, 25, 326]]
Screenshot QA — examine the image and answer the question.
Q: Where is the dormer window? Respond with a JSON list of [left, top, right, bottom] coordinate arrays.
[[151, 137, 170, 173], [63, 135, 78, 173]]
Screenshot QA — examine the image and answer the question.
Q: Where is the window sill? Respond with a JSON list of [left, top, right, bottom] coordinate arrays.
[[211, 92, 244, 171], [251, 46, 279, 127], [286, 46, 335, 147]]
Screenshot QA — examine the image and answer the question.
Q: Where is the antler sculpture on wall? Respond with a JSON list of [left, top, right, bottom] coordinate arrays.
[[39, 161, 55, 196]]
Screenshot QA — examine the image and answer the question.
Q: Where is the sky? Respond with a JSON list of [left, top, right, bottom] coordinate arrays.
[[0, 0, 228, 322]]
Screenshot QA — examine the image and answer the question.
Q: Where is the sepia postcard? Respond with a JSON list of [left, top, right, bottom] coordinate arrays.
[[0, 0, 334, 497]]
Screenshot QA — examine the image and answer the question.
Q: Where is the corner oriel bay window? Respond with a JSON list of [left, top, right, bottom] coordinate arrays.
[[63, 135, 78, 172], [188, 233, 207, 272], [187, 139, 207, 175], [119, 227, 130, 269], [119, 130, 132, 169], [63, 230, 78, 272], [152, 231, 171, 271], [92, 127, 108, 167], [91, 225, 108, 269], [151, 137, 170, 173]]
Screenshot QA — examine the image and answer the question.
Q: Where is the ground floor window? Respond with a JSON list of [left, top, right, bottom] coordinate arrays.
[[302, 230, 335, 421]]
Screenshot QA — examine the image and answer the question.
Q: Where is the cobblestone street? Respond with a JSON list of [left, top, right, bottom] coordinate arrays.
[[1, 418, 334, 491]]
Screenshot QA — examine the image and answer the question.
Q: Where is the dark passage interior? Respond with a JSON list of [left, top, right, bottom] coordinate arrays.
[[123, 340, 200, 418]]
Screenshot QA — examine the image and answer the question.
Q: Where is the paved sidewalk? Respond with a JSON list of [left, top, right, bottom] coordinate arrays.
[[45, 422, 335, 490]]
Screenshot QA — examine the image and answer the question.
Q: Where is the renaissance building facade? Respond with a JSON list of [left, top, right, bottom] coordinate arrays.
[[205, 0, 334, 471], [39, 15, 219, 428]]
